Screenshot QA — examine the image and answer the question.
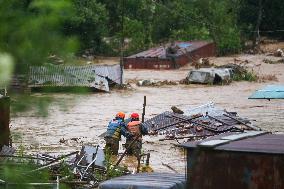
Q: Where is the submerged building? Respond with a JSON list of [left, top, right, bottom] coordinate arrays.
[[124, 41, 216, 69]]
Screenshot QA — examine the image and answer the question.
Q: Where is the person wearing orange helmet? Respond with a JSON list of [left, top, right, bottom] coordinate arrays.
[[105, 112, 132, 155], [125, 112, 148, 158]]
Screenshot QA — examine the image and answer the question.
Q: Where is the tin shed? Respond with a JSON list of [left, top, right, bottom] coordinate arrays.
[[180, 131, 284, 189], [124, 41, 216, 69]]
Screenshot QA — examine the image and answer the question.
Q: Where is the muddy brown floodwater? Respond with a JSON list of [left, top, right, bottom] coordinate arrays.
[[11, 54, 284, 173]]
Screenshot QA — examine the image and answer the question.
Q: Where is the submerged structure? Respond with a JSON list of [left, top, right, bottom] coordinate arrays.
[[29, 64, 122, 92], [124, 41, 216, 69], [143, 103, 259, 141], [180, 131, 284, 189]]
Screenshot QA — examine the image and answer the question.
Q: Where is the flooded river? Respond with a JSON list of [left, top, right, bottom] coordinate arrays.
[[11, 54, 284, 173]]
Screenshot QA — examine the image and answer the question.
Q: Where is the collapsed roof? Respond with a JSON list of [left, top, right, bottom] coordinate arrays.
[[143, 103, 260, 141], [29, 64, 122, 92]]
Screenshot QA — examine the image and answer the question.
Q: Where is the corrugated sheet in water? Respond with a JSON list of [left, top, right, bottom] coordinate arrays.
[[29, 64, 122, 92]]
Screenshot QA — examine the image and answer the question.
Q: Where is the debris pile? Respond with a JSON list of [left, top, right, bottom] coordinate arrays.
[[137, 79, 178, 87], [263, 58, 284, 64], [263, 49, 284, 64], [0, 145, 129, 188], [0, 145, 15, 156], [143, 103, 260, 141], [47, 54, 64, 65], [274, 49, 284, 57], [193, 58, 214, 69]]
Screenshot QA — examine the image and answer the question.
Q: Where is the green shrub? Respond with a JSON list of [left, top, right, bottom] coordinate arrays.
[[232, 71, 258, 82]]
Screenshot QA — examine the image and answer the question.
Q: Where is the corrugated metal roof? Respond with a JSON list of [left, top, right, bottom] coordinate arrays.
[[143, 111, 253, 136], [94, 64, 122, 84], [216, 134, 284, 154], [126, 41, 212, 59], [249, 85, 284, 99], [99, 173, 186, 189], [28, 64, 122, 92], [181, 132, 284, 155]]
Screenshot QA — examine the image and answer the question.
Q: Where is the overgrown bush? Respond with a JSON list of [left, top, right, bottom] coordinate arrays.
[[232, 71, 258, 82]]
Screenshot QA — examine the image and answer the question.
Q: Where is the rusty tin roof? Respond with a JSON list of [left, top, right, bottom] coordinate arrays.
[[126, 41, 213, 59]]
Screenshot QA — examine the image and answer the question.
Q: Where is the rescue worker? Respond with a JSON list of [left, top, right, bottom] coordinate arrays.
[[104, 112, 132, 155], [125, 113, 148, 158]]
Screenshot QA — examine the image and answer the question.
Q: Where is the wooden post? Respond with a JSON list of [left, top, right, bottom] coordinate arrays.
[[137, 156, 141, 173], [142, 96, 146, 123], [0, 96, 10, 149], [115, 135, 140, 166]]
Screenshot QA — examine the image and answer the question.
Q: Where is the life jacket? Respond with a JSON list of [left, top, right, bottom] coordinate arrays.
[[127, 121, 141, 137], [106, 119, 122, 139]]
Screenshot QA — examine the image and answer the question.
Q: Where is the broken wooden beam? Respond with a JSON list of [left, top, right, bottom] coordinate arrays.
[[223, 114, 261, 131]]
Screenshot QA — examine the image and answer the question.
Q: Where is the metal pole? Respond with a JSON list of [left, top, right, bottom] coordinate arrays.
[[56, 176, 59, 189], [119, 0, 124, 85], [142, 96, 146, 123]]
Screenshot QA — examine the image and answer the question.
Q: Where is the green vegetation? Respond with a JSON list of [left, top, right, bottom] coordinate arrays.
[[232, 71, 258, 82], [11, 95, 53, 116], [0, 162, 71, 189], [1, 0, 283, 75], [102, 148, 128, 180], [0, 0, 78, 74]]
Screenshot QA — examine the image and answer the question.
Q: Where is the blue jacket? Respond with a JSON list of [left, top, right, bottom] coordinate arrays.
[[105, 118, 130, 139]]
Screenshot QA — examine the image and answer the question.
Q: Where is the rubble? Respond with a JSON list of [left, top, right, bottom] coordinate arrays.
[[193, 57, 214, 69], [137, 79, 178, 86], [47, 54, 64, 65], [171, 106, 184, 114], [274, 49, 284, 57], [143, 102, 260, 141], [0, 145, 15, 156], [0, 145, 131, 188], [263, 58, 284, 64]]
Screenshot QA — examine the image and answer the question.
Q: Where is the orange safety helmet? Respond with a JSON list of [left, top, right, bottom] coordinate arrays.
[[130, 112, 139, 119], [116, 112, 125, 119]]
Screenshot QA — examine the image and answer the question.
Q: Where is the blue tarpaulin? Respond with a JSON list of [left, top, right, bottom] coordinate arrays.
[[249, 85, 284, 99]]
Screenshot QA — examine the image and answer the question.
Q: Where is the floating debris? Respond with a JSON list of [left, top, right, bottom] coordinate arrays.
[[274, 48, 284, 57], [137, 79, 178, 87]]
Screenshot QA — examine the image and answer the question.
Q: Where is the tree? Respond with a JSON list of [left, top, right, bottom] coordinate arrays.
[[0, 0, 77, 73], [65, 0, 108, 54], [191, 0, 241, 54]]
